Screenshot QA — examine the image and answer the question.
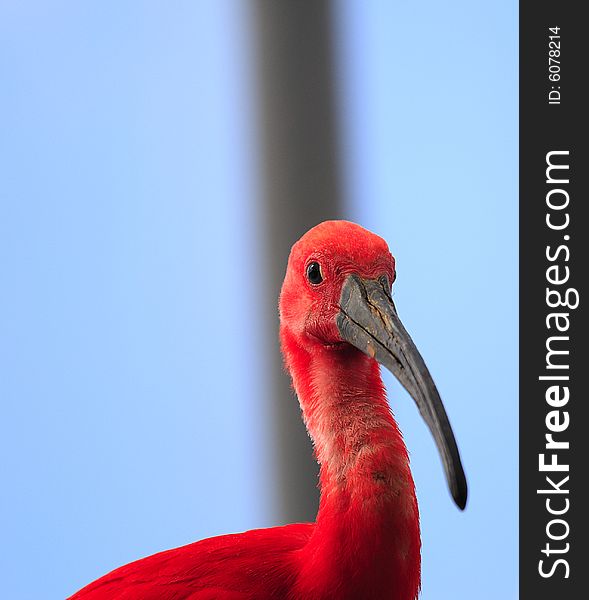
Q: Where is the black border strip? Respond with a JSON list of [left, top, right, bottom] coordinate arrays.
[[520, 3, 588, 597]]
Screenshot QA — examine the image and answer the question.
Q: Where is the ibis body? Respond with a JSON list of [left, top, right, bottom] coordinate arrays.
[[70, 221, 467, 600]]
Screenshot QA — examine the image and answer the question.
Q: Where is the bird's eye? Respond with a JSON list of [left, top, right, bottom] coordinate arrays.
[[306, 262, 323, 285]]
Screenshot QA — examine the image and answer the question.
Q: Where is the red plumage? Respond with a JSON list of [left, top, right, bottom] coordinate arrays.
[[69, 221, 442, 600]]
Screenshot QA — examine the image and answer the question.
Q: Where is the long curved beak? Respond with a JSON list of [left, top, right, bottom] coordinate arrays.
[[336, 274, 468, 510]]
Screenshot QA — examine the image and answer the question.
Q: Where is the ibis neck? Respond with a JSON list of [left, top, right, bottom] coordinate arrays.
[[286, 339, 417, 506], [281, 331, 421, 598]]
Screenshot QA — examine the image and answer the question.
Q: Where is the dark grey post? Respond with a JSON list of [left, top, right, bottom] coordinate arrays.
[[252, 1, 344, 522]]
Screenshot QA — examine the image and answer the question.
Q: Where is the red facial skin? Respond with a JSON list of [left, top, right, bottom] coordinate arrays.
[[69, 221, 421, 600]]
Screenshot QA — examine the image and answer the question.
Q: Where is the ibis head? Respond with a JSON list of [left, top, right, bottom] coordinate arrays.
[[280, 220, 467, 510]]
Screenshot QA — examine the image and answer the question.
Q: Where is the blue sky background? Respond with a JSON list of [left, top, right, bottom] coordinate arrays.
[[0, 2, 517, 599]]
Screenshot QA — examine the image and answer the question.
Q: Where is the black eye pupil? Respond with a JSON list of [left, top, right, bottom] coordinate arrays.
[[307, 262, 323, 285]]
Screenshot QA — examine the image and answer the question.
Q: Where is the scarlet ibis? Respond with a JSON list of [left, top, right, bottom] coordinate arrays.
[[70, 220, 467, 600]]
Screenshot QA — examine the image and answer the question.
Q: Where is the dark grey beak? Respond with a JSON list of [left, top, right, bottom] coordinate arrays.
[[336, 274, 468, 510]]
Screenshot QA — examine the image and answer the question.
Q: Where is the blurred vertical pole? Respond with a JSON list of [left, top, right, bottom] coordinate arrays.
[[251, 1, 344, 522]]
